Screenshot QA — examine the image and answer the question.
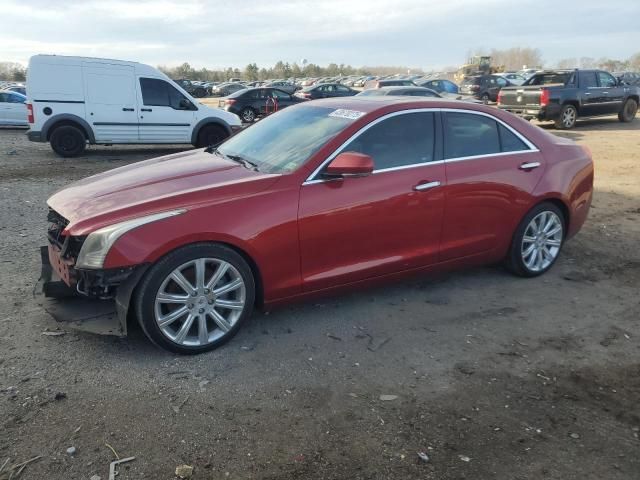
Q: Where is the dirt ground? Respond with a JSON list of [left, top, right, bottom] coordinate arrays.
[[0, 115, 639, 480]]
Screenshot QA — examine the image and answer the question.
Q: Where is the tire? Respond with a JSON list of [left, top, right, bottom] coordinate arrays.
[[134, 243, 255, 354], [195, 124, 229, 148], [505, 202, 565, 277], [618, 98, 638, 122], [481, 93, 490, 104], [50, 124, 86, 157], [240, 107, 256, 123], [555, 104, 577, 129]]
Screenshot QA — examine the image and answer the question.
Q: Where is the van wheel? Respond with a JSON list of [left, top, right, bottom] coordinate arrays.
[[134, 243, 255, 354], [618, 98, 638, 122], [196, 124, 228, 148], [50, 125, 86, 157], [555, 104, 577, 129]]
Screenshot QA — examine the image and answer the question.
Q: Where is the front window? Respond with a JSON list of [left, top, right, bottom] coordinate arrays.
[[597, 71, 617, 88], [140, 78, 195, 110], [217, 105, 358, 174]]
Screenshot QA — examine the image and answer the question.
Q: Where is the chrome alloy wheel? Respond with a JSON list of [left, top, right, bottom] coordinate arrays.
[[521, 211, 563, 273], [154, 258, 246, 346], [562, 107, 576, 128]]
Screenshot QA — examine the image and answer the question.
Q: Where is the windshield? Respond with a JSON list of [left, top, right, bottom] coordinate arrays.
[[217, 105, 358, 174], [524, 73, 570, 85]]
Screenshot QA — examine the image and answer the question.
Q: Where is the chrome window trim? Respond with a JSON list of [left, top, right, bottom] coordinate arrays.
[[302, 107, 539, 185]]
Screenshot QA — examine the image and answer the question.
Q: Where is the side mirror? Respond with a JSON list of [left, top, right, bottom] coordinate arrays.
[[179, 98, 193, 110], [324, 152, 374, 177]]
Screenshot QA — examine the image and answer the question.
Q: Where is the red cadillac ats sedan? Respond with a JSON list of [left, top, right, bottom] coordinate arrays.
[[42, 97, 593, 354]]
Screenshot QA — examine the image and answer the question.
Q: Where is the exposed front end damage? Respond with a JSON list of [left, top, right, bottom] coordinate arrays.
[[38, 209, 147, 337]]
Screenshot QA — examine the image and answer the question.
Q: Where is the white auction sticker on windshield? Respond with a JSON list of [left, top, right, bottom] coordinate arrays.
[[329, 109, 365, 120]]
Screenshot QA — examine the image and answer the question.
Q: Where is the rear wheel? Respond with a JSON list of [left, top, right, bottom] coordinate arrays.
[[555, 104, 577, 129], [195, 124, 228, 148], [50, 124, 86, 157], [618, 98, 638, 122], [506, 202, 565, 277], [135, 243, 255, 354], [240, 107, 256, 123]]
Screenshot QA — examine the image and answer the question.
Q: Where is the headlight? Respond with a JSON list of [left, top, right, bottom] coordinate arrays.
[[76, 209, 186, 269]]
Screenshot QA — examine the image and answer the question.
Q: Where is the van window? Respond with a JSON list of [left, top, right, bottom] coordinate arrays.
[[140, 78, 195, 110]]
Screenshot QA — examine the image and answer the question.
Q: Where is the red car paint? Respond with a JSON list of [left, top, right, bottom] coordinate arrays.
[[47, 98, 593, 308]]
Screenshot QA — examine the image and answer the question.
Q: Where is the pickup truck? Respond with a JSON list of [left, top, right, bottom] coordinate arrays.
[[497, 69, 639, 129]]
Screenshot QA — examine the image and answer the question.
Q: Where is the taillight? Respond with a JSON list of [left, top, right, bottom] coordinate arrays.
[[497, 90, 503, 105], [540, 89, 550, 107], [27, 103, 34, 123], [225, 99, 236, 105]]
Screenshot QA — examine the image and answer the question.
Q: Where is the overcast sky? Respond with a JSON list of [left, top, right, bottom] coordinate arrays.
[[2, 0, 639, 70]]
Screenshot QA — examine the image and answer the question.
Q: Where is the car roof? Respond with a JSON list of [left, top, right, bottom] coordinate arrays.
[[304, 96, 487, 114]]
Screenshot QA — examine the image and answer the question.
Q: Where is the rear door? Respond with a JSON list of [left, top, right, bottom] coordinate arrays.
[[83, 62, 138, 142], [440, 110, 545, 261], [136, 77, 196, 143]]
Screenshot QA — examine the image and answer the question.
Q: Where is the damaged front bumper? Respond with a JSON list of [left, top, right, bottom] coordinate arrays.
[[37, 246, 147, 337]]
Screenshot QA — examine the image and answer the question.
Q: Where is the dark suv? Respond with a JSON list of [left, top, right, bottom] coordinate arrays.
[[219, 87, 306, 123], [174, 79, 208, 98], [459, 75, 512, 103]]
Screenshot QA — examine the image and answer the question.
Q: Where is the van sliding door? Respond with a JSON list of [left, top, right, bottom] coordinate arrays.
[[82, 62, 139, 142]]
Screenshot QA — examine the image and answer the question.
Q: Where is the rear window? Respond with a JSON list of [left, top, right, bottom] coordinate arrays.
[[524, 73, 570, 86], [444, 113, 531, 158]]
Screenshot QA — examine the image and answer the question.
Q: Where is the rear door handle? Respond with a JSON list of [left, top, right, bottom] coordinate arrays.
[[141, 108, 152, 112], [413, 181, 441, 191], [519, 162, 541, 170], [122, 107, 134, 111]]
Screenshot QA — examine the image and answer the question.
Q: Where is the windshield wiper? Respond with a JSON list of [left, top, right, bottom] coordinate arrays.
[[206, 147, 260, 171], [225, 153, 260, 172]]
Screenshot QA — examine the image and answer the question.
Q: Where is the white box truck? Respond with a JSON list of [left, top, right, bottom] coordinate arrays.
[[26, 55, 242, 157]]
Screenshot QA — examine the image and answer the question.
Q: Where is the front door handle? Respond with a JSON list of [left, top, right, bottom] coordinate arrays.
[[122, 107, 134, 111], [141, 108, 152, 112], [519, 161, 541, 170], [413, 181, 441, 191]]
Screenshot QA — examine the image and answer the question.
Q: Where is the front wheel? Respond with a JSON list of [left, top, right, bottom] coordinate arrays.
[[135, 243, 255, 354], [481, 93, 490, 104], [618, 98, 638, 122], [505, 202, 565, 277], [555, 104, 577, 129], [195, 124, 228, 148]]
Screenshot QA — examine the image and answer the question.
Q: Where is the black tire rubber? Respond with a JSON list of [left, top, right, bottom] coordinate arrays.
[[240, 107, 256, 123], [555, 104, 577, 129], [50, 124, 86, 157], [481, 93, 490, 104], [618, 98, 638, 122], [505, 202, 566, 278], [134, 243, 255, 355], [195, 124, 229, 148]]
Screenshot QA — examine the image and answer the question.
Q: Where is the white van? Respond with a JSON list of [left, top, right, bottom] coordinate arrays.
[[26, 55, 242, 157]]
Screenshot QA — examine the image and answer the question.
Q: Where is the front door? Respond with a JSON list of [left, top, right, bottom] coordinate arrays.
[[597, 71, 625, 114], [440, 111, 545, 261], [299, 111, 445, 292], [83, 62, 138, 142], [137, 77, 196, 143]]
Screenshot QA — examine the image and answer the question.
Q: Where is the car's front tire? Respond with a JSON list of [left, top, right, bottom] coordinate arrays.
[[50, 124, 87, 157], [134, 243, 255, 354], [506, 202, 565, 277]]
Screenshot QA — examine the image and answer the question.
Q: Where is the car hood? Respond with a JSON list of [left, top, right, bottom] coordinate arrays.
[[48, 149, 279, 235]]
